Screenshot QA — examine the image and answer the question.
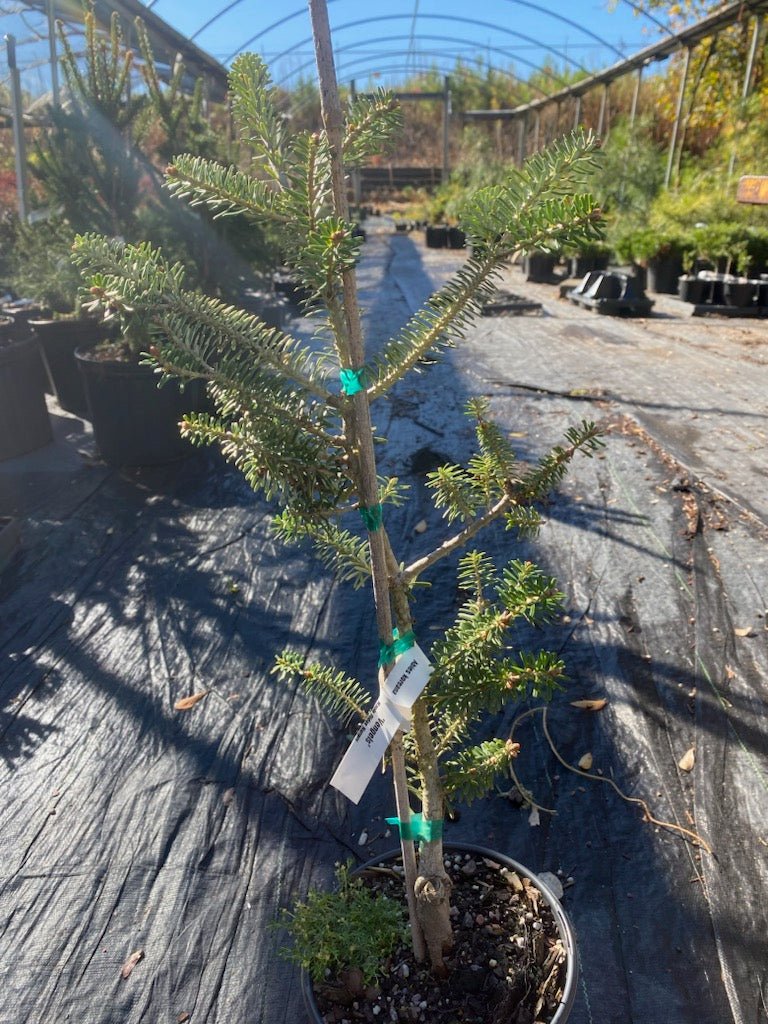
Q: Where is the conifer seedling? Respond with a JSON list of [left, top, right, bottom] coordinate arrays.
[[72, 0, 604, 976]]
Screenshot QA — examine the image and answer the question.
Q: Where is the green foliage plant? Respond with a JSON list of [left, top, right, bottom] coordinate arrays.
[[72, 0, 603, 976], [277, 862, 407, 985]]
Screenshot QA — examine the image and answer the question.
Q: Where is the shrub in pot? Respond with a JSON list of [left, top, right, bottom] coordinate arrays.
[[616, 228, 685, 294], [21, 5, 270, 436], [12, 218, 110, 417], [73, 8, 604, 1017]]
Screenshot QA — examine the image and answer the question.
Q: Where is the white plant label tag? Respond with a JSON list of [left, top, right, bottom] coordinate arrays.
[[330, 696, 408, 804], [381, 644, 433, 711], [330, 645, 433, 805]]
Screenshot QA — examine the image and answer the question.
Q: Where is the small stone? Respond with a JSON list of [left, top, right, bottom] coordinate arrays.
[[475, 914, 485, 926], [488, 958, 498, 968], [538, 871, 564, 900], [358, 831, 368, 846], [462, 911, 474, 928], [525, 912, 534, 922], [398, 963, 410, 979], [532, 920, 542, 931], [373, 1007, 381, 1016], [504, 871, 524, 893], [419, 1001, 427, 1010], [460, 859, 477, 877]]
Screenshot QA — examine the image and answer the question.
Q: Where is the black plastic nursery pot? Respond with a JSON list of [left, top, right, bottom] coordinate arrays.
[[524, 252, 558, 283], [0, 319, 53, 462], [425, 224, 449, 249], [723, 278, 755, 308], [647, 252, 684, 294], [301, 843, 579, 1024], [677, 274, 708, 305], [570, 253, 609, 279], [75, 348, 207, 467], [31, 318, 109, 418]]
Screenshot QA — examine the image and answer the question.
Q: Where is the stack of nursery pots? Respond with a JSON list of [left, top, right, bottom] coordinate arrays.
[[0, 315, 52, 462]]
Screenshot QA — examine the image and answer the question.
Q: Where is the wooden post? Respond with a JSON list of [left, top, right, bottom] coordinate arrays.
[[307, 0, 426, 965], [533, 108, 540, 152], [573, 94, 582, 131]]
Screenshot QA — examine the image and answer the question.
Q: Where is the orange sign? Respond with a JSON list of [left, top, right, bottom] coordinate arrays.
[[737, 176, 768, 204]]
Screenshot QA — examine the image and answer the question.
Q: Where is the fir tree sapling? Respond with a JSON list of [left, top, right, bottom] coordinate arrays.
[[72, 0, 604, 975]]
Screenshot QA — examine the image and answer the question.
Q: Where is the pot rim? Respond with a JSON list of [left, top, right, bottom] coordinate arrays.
[[300, 840, 579, 1024]]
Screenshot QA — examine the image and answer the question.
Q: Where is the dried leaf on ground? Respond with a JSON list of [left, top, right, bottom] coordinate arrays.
[[570, 699, 607, 711], [174, 691, 210, 711], [679, 747, 695, 772], [578, 752, 593, 771], [121, 949, 144, 979]]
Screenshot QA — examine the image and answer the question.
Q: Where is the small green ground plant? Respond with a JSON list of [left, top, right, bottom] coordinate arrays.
[[72, 0, 603, 978], [277, 862, 407, 985]]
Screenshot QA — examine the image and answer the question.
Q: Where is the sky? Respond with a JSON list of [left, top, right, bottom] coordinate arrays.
[[2, 0, 678, 100]]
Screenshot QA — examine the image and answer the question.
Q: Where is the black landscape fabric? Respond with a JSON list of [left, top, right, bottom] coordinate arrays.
[[0, 231, 766, 1024]]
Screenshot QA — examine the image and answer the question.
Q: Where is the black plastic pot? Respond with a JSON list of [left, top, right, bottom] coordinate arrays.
[[76, 348, 207, 467], [647, 253, 684, 294], [524, 252, 558, 283], [426, 225, 449, 249], [301, 842, 579, 1024], [447, 227, 466, 250], [677, 275, 707, 305], [0, 319, 52, 462], [31, 318, 108, 417], [755, 277, 768, 308], [570, 253, 609, 278], [723, 278, 755, 308]]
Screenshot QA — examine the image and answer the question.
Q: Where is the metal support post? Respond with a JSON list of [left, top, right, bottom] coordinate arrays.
[[629, 65, 643, 129], [665, 45, 691, 188], [442, 76, 451, 183], [349, 80, 362, 207], [728, 14, 763, 178], [5, 35, 29, 222], [517, 112, 527, 166], [45, 0, 60, 107], [597, 83, 608, 138]]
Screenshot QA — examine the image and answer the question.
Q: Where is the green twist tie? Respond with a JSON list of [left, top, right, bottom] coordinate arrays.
[[359, 503, 383, 532], [378, 627, 416, 668], [386, 814, 444, 842], [339, 367, 365, 396]]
